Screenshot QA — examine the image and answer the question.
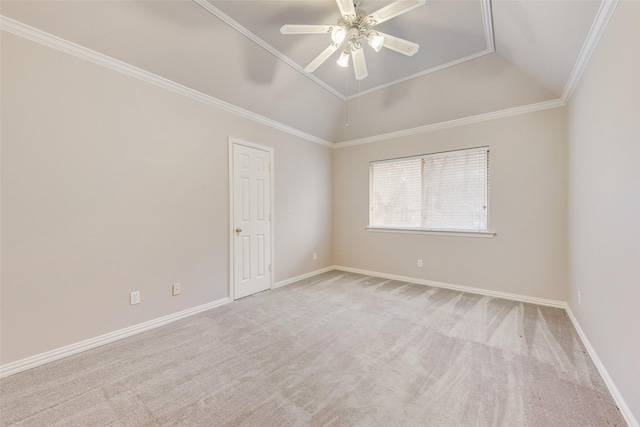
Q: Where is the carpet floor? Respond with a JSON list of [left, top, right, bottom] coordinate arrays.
[[0, 271, 626, 426]]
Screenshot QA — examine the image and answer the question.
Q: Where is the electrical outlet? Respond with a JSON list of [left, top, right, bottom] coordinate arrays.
[[172, 283, 181, 296], [578, 291, 581, 305], [130, 291, 140, 305], [313, 252, 317, 261], [417, 259, 423, 268]]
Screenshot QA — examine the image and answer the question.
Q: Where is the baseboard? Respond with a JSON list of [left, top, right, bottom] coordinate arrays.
[[333, 265, 636, 425], [4, 269, 635, 426], [333, 265, 566, 308], [1, 266, 331, 378], [273, 265, 337, 288], [565, 306, 639, 427], [0, 297, 230, 378]]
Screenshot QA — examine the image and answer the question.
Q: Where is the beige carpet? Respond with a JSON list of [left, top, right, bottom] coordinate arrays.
[[0, 271, 626, 426]]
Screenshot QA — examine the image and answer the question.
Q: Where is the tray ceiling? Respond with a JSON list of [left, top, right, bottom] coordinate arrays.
[[202, 0, 494, 99]]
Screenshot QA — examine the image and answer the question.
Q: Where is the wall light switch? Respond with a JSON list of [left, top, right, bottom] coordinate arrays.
[[417, 259, 423, 268]]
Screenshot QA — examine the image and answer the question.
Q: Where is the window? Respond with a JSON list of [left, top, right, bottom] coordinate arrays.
[[369, 147, 490, 233]]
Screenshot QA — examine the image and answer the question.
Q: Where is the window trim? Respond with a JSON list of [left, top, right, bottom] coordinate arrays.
[[368, 146, 491, 235], [366, 226, 496, 238]]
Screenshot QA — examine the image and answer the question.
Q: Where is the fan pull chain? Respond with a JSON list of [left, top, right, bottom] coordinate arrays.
[[358, 79, 362, 132], [345, 66, 350, 127]]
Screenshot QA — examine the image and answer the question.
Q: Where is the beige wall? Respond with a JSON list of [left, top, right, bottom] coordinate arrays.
[[0, 33, 333, 364], [3, 4, 638, 420], [567, 0, 640, 421], [0, 1, 344, 142], [333, 108, 568, 302], [334, 53, 557, 142]]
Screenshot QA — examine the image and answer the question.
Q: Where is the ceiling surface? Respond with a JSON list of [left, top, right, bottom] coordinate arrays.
[[1, 0, 607, 142], [204, 0, 493, 99]]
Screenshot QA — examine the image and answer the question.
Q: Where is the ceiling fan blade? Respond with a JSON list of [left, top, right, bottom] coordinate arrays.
[[280, 25, 333, 35], [351, 46, 368, 81], [367, 0, 426, 26], [336, 0, 356, 17], [376, 32, 420, 56], [305, 43, 341, 73]]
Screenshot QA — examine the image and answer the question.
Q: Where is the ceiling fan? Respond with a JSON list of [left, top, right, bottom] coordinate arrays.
[[280, 0, 426, 81]]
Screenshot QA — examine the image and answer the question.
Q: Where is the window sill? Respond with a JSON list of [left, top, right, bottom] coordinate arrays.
[[366, 227, 496, 239]]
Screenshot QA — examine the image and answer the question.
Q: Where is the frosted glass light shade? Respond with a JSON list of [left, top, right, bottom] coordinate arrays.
[[331, 26, 346, 44], [368, 34, 384, 52], [337, 50, 350, 67]]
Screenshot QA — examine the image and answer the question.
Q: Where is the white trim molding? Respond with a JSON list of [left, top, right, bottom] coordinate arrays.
[[1, 0, 620, 150], [334, 98, 566, 148], [274, 266, 336, 289], [366, 227, 496, 239], [192, 0, 346, 101], [480, 0, 495, 52], [344, 49, 493, 101], [0, 15, 333, 148], [329, 266, 637, 425], [565, 306, 639, 427], [333, 265, 566, 308], [194, 0, 495, 101], [0, 297, 230, 378], [561, 0, 620, 103]]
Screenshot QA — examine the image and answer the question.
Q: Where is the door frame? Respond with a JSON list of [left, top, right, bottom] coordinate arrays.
[[228, 137, 275, 302]]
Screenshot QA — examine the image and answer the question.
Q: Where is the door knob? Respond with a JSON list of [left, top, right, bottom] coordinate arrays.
[[235, 227, 242, 233]]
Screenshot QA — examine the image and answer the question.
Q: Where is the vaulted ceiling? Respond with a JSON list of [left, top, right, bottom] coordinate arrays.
[[1, 0, 604, 143]]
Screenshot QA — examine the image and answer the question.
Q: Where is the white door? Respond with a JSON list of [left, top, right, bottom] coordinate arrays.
[[232, 142, 272, 299]]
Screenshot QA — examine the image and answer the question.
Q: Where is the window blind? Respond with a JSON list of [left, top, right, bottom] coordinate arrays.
[[370, 147, 489, 231]]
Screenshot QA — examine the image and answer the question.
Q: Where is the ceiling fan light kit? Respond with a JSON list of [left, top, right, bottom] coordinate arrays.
[[331, 26, 347, 44], [337, 50, 351, 67], [368, 32, 385, 52], [280, 0, 425, 81]]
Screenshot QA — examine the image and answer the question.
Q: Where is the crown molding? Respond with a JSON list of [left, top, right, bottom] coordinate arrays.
[[344, 49, 493, 101], [194, 0, 495, 101], [6, 0, 614, 152], [346, 0, 494, 101], [561, 0, 619, 103], [192, 0, 347, 102], [360, 0, 495, 99], [0, 15, 334, 148], [480, 0, 495, 52], [333, 98, 566, 149]]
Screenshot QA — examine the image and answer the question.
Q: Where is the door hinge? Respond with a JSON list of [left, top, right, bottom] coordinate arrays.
[[269, 264, 272, 272]]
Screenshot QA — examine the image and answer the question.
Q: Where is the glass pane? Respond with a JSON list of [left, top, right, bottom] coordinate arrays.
[[423, 150, 488, 231], [370, 148, 489, 231], [370, 158, 422, 227]]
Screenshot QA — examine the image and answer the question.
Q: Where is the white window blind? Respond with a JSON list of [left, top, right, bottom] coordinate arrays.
[[369, 147, 489, 232]]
